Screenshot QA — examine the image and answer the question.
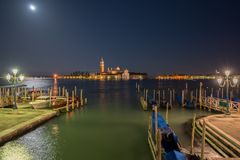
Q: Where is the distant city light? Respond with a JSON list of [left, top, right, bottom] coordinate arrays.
[[29, 4, 36, 11], [53, 74, 58, 79], [225, 70, 230, 77], [12, 68, 18, 75]]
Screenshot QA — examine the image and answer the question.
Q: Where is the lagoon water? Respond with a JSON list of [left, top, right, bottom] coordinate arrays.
[[0, 79, 217, 160]]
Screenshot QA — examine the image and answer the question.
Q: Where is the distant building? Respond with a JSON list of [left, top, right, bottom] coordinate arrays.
[[122, 69, 130, 80], [60, 57, 147, 80], [100, 57, 105, 74], [129, 72, 148, 80]]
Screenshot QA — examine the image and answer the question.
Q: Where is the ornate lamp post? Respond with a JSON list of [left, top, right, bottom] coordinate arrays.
[[6, 69, 25, 109], [217, 70, 238, 114]]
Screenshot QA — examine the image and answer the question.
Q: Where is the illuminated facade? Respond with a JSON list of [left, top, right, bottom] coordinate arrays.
[[155, 74, 215, 80], [100, 57, 105, 74]]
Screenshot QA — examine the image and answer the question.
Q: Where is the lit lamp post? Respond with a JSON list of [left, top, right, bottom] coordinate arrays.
[[6, 69, 25, 109], [217, 70, 238, 114]]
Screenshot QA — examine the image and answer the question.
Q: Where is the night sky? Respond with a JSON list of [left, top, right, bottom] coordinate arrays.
[[0, 0, 240, 76]]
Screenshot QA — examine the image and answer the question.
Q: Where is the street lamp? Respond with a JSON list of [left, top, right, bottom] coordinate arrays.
[[217, 70, 238, 114], [6, 69, 25, 109]]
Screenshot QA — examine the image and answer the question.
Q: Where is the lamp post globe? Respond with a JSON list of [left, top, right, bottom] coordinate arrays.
[[216, 70, 239, 115], [6, 69, 25, 109]]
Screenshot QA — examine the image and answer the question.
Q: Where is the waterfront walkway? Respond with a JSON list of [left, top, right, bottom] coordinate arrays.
[[207, 115, 240, 142], [196, 114, 240, 159]]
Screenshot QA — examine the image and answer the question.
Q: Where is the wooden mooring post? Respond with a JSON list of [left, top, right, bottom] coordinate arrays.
[[62, 87, 65, 97], [190, 114, 196, 154], [199, 82, 203, 109], [146, 89, 148, 103], [169, 90, 172, 108], [72, 90, 75, 110], [201, 120, 206, 160], [153, 90, 156, 101], [49, 88, 52, 107], [80, 89, 83, 106], [166, 103, 169, 124], [181, 90, 185, 107], [158, 90, 161, 106], [154, 105, 158, 144], [156, 128, 162, 160], [58, 87, 61, 96], [66, 91, 69, 112]]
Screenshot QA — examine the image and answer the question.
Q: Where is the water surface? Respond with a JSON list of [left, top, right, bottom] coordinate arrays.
[[0, 79, 217, 160]]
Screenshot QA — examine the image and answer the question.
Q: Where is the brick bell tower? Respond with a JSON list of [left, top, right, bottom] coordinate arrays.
[[100, 57, 105, 74]]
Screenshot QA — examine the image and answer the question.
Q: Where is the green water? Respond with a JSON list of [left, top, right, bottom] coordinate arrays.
[[0, 80, 213, 160]]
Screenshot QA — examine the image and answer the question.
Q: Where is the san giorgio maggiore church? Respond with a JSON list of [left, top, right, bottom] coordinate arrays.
[[95, 57, 147, 80]]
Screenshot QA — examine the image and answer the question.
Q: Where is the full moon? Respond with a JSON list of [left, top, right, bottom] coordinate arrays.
[[29, 4, 36, 11]]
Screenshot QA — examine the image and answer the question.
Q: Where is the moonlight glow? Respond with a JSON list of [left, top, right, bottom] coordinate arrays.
[[29, 4, 36, 11]]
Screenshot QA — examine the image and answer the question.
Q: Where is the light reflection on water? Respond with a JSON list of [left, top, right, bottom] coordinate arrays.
[[0, 124, 59, 160], [23, 79, 52, 89], [0, 142, 33, 160]]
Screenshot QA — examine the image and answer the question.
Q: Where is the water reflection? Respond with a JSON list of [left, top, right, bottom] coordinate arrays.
[[53, 78, 58, 97], [0, 142, 33, 160], [0, 125, 58, 160], [23, 79, 52, 89], [51, 124, 60, 136]]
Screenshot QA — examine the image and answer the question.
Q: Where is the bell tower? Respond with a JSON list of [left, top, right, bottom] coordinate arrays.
[[100, 57, 105, 74]]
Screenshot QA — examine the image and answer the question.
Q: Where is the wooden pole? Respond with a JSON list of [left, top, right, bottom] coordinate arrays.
[[32, 91, 34, 102], [230, 90, 233, 100], [49, 88, 52, 107], [172, 89, 175, 103], [154, 105, 158, 144], [190, 114, 196, 154], [156, 128, 162, 160], [211, 88, 214, 97], [182, 90, 185, 107], [199, 82, 203, 108], [166, 103, 169, 124], [163, 90, 165, 101], [185, 82, 188, 94], [195, 89, 198, 107], [143, 89, 146, 100], [146, 89, 148, 103], [201, 120, 206, 160], [217, 88, 220, 99], [158, 90, 161, 106], [66, 92, 69, 112], [74, 86, 77, 97], [237, 84, 239, 96], [62, 87, 65, 97], [204, 89, 207, 109], [24, 88, 27, 98], [190, 90, 193, 103], [80, 89, 83, 106], [149, 116, 152, 134], [221, 88, 224, 99], [169, 90, 172, 108], [72, 90, 75, 110]]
